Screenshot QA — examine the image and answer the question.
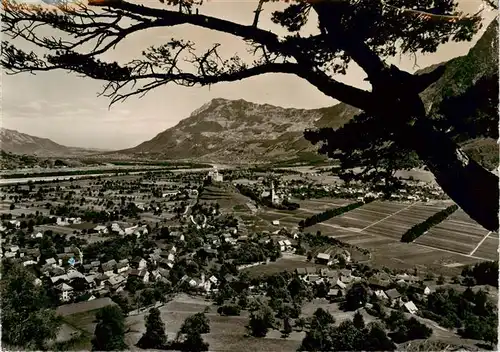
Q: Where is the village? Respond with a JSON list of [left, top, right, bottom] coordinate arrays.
[[0, 166, 497, 351]]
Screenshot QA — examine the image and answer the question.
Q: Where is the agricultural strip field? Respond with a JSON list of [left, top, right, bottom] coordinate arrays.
[[294, 199, 496, 272], [321, 201, 413, 232], [362, 203, 448, 240], [414, 207, 499, 260]]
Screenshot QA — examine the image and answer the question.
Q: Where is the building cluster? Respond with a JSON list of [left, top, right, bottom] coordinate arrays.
[[207, 166, 223, 183]]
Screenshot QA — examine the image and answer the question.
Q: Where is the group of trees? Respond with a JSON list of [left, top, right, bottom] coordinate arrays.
[[461, 260, 498, 287], [1, 264, 62, 350], [422, 287, 497, 346], [83, 235, 156, 263], [248, 301, 277, 337], [383, 310, 433, 344], [299, 201, 367, 229], [400, 204, 459, 242], [227, 240, 281, 265], [299, 309, 396, 351]]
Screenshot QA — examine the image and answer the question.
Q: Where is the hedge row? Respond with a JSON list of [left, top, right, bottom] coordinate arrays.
[[401, 204, 458, 243], [299, 200, 368, 228]]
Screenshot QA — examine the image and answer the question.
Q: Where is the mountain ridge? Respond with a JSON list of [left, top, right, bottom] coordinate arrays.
[[0, 128, 109, 157]]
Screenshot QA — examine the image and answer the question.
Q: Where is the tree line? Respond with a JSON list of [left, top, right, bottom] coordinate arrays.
[[299, 201, 368, 229], [400, 204, 458, 242], [461, 260, 498, 287]]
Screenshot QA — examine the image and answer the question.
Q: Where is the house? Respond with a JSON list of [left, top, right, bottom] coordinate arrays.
[[4, 251, 16, 259], [95, 274, 109, 289], [336, 279, 347, 290], [56, 217, 70, 226], [341, 275, 354, 284], [208, 275, 218, 286], [327, 288, 343, 302], [374, 290, 389, 300], [9, 220, 20, 228], [385, 288, 402, 306], [163, 191, 179, 197], [151, 269, 162, 281], [132, 257, 147, 270], [149, 253, 161, 264], [94, 225, 108, 234], [368, 277, 391, 290], [32, 232, 43, 239], [26, 248, 41, 262], [129, 269, 149, 283], [404, 301, 419, 315], [125, 225, 138, 235], [116, 262, 129, 274], [199, 280, 212, 292], [278, 240, 286, 252], [133, 226, 148, 238], [22, 257, 37, 266], [321, 270, 338, 280], [111, 223, 124, 235], [55, 283, 74, 302], [395, 274, 419, 282], [308, 275, 321, 284], [305, 267, 317, 275], [46, 258, 57, 266], [315, 253, 331, 265], [101, 260, 117, 276], [84, 275, 97, 289], [51, 274, 69, 284], [106, 275, 127, 291], [340, 269, 352, 278], [296, 268, 307, 276], [272, 220, 280, 226], [67, 270, 85, 280], [411, 284, 432, 296]]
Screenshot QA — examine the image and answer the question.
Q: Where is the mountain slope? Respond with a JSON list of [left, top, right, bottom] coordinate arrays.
[[121, 20, 497, 165], [120, 99, 358, 164], [0, 128, 103, 157]]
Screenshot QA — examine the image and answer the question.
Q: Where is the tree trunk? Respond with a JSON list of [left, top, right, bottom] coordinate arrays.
[[310, 2, 498, 232], [400, 117, 499, 232]]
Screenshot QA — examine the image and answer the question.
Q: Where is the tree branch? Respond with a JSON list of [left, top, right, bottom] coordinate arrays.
[[89, 0, 282, 49]]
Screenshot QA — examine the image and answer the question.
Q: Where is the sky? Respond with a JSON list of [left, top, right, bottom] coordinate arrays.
[[1, 0, 496, 150]]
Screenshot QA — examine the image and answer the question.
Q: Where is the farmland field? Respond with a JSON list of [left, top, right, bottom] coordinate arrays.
[[414, 210, 498, 260], [281, 199, 496, 273], [202, 188, 495, 273]]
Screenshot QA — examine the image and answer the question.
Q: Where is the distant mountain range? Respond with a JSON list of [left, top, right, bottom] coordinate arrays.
[[114, 98, 358, 164], [0, 128, 108, 157], [110, 19, 498, 167]]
